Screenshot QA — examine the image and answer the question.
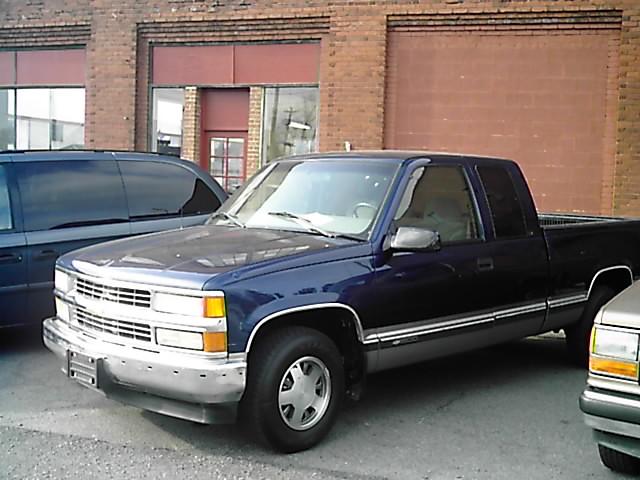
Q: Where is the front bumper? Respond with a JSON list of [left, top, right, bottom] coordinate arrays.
[[43, 317, 247, 424], [580, 386, 640, 458]]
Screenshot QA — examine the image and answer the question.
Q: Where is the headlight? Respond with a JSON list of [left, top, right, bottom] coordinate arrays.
[[590, 327, 639, 380], [55, 298, 70, 323], [155, 328, 227, 353], [592, 328, 639, 361], [54, 269, 73, 294], [156, 328, 204, 350], [152, 292, 226, 318]]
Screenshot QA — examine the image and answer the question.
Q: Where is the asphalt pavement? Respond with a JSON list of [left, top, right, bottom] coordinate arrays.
[[0, 328, 630, 479]]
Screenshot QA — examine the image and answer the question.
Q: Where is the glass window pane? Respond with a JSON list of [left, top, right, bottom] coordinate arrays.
[[0, 165, 13, 230], [228, 138, 244, 157], [119, 161, 221, 219], [16, 88, 84, 150], [211, 138, 225, 158], [50, 89, 85, 149], [210, 157, 224, 176], [262, 87, 318, 164], [15, 160, 127, 231], [152, 88, 184, 156], [477, 166, 527, 238], [396, 166, 480, 244], [0, 89, 15, 150], [228, 157, 243, 178]]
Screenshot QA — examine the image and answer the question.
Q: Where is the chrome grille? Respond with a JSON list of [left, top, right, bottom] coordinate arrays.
[[76, 276, 152, 308], [74, 305, 152, 343]]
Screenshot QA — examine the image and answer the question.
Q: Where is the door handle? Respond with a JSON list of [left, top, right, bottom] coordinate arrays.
[[0, 253, 22, 265], [477, 257, 494, 272], [34, 249, 59, 261]]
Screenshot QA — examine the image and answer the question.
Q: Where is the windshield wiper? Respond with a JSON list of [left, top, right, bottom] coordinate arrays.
[[268, 211, 335, 237], [210, 211, 245, 228], [268, 211, 363, 242]]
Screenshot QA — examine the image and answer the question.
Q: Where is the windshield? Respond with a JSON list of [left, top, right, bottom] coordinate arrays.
[[211, 160, 398, 239]]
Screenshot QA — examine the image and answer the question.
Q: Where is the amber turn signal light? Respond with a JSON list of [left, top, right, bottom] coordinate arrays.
[[203, 332, 227, 353], [590, 357, 639, 380], [204, 297, 226, 318]]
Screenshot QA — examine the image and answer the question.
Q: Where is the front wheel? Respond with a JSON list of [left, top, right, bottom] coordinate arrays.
[[241, 326, 345, 453], [598, 445, 640, 474]]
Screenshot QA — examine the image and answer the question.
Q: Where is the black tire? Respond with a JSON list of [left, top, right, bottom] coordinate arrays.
[[240, 326, 345, 453], [565, 286, 616, 367], [598, 445, 640, 475]]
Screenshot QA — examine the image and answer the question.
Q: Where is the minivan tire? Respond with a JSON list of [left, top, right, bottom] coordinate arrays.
[[241, 326, 344, 453]]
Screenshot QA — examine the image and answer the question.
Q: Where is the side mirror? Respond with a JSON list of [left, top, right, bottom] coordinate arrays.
[[390, 227, 441, 251]]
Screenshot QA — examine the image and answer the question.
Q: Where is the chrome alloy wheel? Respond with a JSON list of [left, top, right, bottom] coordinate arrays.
[[278, 356, 332, 431]]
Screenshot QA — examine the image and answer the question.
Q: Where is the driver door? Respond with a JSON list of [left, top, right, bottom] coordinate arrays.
[[371, 162, 495, 370]]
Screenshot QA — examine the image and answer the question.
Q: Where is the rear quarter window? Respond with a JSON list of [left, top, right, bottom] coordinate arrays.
[[477, 165, 527, 239], [119, 161, 222, 220]]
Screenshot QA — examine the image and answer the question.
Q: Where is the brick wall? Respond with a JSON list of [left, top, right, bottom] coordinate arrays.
[[246, 86, 264, 177], [0, 0, 638, 215], [181, 86, 200, 164]]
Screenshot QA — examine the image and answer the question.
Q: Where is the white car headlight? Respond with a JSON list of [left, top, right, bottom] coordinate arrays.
[[54, 269, 73, 294], [55, 298, 70, 323], [152, 292, 226, 318], [590, 327, 639, 380], [156, 328, 204, 350], [592, 328, 639, 361]]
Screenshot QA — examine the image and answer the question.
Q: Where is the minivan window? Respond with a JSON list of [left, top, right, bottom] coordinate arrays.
[[15, 160, 128, 231], [119, 161, 221, 220], [477, 165, 527, 238], [0, 165, 13, 231]]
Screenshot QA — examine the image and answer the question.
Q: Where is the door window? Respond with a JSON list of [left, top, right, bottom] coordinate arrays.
[[0, 165, 13, 231], [395, 166, 480, 244], [119, 161, 221, 220], [477, 166, 527, 238], [210, 136, 246, 192], [15, 160, 127, 231]]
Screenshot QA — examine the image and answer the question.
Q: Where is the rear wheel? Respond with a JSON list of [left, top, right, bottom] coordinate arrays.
[[598, 445, 640, 474], [241, 326, 345, 453], [565, 286, 616, 366]]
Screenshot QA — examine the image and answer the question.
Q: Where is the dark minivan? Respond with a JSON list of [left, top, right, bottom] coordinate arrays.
[[0, 150, 226, 329]]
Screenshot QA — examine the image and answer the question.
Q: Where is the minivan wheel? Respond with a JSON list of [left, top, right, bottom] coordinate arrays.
[[598, 445, 640, 474], [565, 286, 615, 367], [241, 326, 344, 453]]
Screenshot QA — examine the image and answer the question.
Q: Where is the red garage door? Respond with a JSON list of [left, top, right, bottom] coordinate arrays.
[[385, 29, 620, 214]]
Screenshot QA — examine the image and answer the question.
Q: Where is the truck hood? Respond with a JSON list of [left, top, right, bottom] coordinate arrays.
[[597, 281, 640, 330], [63, 225, 340, 290]]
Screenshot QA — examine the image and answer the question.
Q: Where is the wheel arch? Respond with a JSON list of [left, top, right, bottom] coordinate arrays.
[[588, 265, 633, 299], [245, 303, 368, 397]]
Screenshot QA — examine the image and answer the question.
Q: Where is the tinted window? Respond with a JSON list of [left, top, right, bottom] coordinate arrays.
[[15, 160, 127, 231], [119, 161, 221, 220], [0, 165, 13, 231], [477, 166, 527, 238], [395, 166, 480, 244]]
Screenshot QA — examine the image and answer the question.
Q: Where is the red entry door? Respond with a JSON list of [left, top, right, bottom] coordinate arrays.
[[206, 131, 247, 192]]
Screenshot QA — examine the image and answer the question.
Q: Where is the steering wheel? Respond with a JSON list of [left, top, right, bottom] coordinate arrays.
[[352, 202, 377, 218]]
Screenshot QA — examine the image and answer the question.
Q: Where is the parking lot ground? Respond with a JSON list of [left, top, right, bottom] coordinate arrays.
[[0, 328, 629, 480]]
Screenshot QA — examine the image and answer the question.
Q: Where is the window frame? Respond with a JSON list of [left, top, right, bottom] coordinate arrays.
[[476, 164, 530, 240], [392, 163, 485, 247], [0, 163, 17, 233]]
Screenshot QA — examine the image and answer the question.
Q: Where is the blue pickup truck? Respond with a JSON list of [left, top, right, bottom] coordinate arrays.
[[44, 151, 640, 452]]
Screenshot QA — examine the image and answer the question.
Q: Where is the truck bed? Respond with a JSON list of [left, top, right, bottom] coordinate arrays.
[[539, 213, 631, 228]]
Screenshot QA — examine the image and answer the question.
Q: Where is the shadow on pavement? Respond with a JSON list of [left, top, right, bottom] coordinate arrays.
[[142, 334, 578, 457], [0, 325, 45, 353]]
